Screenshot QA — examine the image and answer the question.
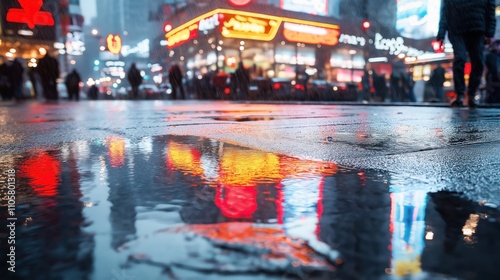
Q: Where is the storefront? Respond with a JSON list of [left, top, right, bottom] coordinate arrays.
[[153, 0, 371, 84]]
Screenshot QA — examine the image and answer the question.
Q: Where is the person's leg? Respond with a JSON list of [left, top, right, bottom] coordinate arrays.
[[448, 34, 467, 103], [464, 32, 485, 104], [171, 84, 177, 100], [179, 81, 186, 99]]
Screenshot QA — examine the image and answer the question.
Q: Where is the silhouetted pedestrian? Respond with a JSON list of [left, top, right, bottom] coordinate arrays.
[[372, 71, 387, 102], [235, 62, 250, 99], [87, 84, 99, 100], [403, 72, 416, 102], [429, 64, 446, 102], [485, 39, 500, 103], [127, 63, 143, 99], [390, 71, 404, 102], [168, 64, 185, 100], [361, 69, 371, 102], [64, 69, 81, 101], [37, 53, 60, 100], [0, 58, 11, 100], [8, 58, 24, 100], [28, 67, 40, 98], [437, 0, 496, 107]]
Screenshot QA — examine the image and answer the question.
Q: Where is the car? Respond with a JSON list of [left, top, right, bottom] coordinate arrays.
[[138, 84, 163, 99], [306, 80, 349, 101], [159, 83, 173, 98], [269, 78, 294, 101]]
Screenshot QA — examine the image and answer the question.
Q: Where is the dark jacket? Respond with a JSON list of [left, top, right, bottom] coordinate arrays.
[[127, 65, 142, 87], [438, 0, 496, 39], [430, 66, 446, 87], [168, 65, 183, 85]]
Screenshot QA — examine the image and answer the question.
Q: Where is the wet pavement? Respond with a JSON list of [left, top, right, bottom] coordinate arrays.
[[1, 100, 500, 280]]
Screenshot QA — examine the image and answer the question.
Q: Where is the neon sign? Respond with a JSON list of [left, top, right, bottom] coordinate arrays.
[[221, 14, 280, 41], [283, 22, 340, 46], [106, 34, 122, 55], [166, 23, 198, 48], [6, 0, 55, 29], [199, 14, 220, 32], [374, 33, 425, 57], [339, 34, 366, 46], [165, 9, 340, 47]]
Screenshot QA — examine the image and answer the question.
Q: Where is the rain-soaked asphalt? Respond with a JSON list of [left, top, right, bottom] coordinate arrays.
[[1, 100, 500, 280]]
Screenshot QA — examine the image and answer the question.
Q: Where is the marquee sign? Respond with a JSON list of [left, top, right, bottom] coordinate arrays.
[[166, 23, 199, 48], [165, 9, 340, 48], [283, 22, 340, 46], [220, 14, 280, 41]]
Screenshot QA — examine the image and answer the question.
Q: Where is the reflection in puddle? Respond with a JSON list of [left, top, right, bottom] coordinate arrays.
[[1, 136, 499, 279]]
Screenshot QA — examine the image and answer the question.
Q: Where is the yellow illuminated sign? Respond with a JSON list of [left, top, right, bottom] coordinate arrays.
[[283, 22, 340, 46], [165, 9, 339, 45], [221, 14, 279, 40], [106, 34, 122, 55], [166, 23, 199, 48]]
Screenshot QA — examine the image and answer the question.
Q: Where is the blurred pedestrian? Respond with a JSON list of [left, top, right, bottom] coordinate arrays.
[[437, 0, 496, 108], [28, 67, 40, 98], [87, 84, 99, 100], [168, 64, 185, 100], [403, 72, 416, 102], [485, 39, 500, 103], [372, 71, 387, 102], [37, 53, 60, 100], [429, 63, 446, 102], [0, 57, 11, 100], [64, 69, 82, 101], [235, 62, 250, 98], [390, 71, 404, 102], [361, 69, 371, 102], [127, 63, 143, 99], [8, 58, 24, 100]]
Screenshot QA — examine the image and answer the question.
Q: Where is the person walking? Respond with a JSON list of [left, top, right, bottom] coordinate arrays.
[[485, 39, 500, 104], [37, 53, 60, 100], [0, 58, 11, 100], [127, 63, 143, 99], [429, 64, 446, 102], [437, 0, 496, 108], [235, 62, 250, 99], [64, 69, 82, 101], [168, 64, 185, 100], [8, 58, 24, 100]]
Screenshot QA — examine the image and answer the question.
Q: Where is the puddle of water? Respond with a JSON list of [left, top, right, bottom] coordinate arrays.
[[1, 135, 499, 279]]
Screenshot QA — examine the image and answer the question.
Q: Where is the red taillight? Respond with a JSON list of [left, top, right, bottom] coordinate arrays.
[[295, 84, 305, 91], [340, 86, 346, 91], [224, 88, 231, 94], [273, 83, 281, 90]]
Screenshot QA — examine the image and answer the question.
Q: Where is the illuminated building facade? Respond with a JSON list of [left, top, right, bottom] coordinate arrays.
[[151, 0, 378, 84]]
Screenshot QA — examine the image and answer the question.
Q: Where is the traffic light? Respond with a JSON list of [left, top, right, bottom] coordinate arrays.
[[362, 20, 371, 33]]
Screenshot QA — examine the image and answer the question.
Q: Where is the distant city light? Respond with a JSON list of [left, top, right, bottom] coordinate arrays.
[[91, 29, 98, 36]]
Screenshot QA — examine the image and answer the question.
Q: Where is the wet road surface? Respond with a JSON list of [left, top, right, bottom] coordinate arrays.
[[1, 101, 500, 280]]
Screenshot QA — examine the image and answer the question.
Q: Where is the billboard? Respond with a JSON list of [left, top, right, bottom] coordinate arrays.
[[0, 0, 56, 41], [396, 0, 441, 40], [280, 0, 328, 16]]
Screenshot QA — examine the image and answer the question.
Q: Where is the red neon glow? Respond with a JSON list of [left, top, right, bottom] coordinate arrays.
[[6, 0, 55, 29], [224, 88, 231, 94], [163, 23, 172, 32], [215, 186, 258, 219], [228, 0, 252, 6], [431, 40, 444, 53], [20, 152, 61, 197], [362, 20, 371, 30]]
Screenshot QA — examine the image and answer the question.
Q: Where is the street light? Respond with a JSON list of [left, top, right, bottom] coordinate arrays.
[[91, 29, 99, 36]]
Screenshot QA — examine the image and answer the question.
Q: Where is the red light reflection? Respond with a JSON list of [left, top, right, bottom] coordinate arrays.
[[20, 152, 60, 197]]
